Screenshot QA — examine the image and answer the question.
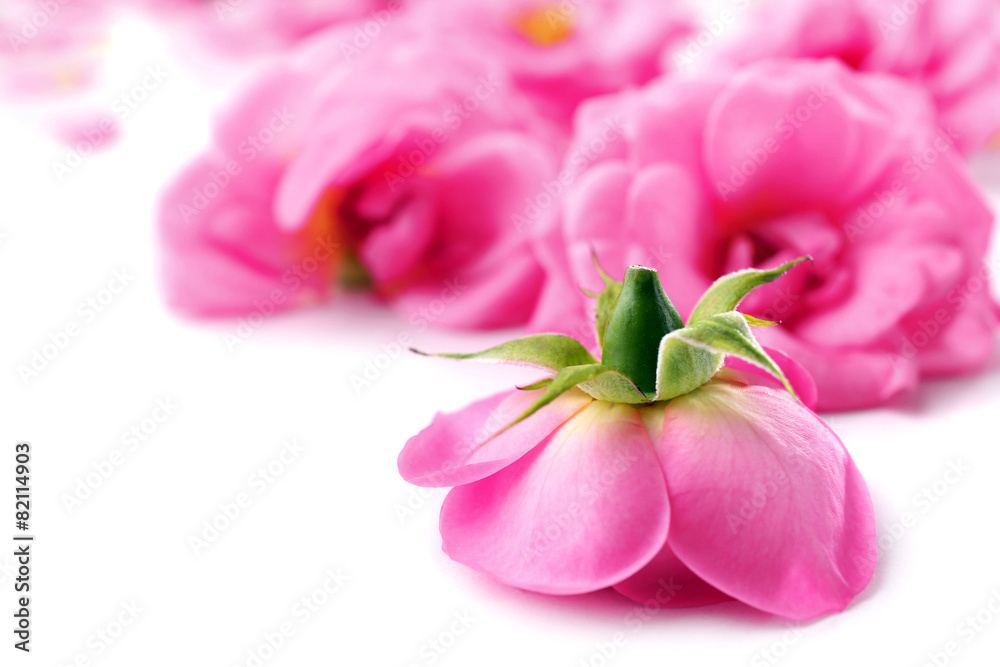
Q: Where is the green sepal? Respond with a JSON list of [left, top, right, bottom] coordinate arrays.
[[411, 334, 597, 372], [517, 378, 553, 391], [655, 337, 723, 401], [578, 368, 650, 404], [667, 312, 796, 397], [498, 363, 608, 434], [687, 257, 811, 325], [592, 255, 624, 349], [743, 314, 779, 327], [500, 362, 652, 436], [601, 266, 685, 395]]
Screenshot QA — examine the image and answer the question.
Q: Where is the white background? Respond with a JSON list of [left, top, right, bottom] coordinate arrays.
[[2, 15, 1000, 667]]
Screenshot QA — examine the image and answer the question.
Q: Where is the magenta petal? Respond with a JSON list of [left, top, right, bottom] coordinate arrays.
[[398, 389, 591, 488], [660, 383, 876, 619], [723, 346, 819, 411], [440, 402, 670, 595], [614, 541, 731, 608]]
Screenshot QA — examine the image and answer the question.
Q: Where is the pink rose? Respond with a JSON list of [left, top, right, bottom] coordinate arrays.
[[401, 381, 875, 617], [534, 59, 998, 411], [136, 0, 395, 54], [159, 25, 564, 328], [0, 0, 109, 96], [400, 265, 875, 618], [705, 0, 1000, 154], [0, 0, 392, 98], [407, 0, 693, 121]]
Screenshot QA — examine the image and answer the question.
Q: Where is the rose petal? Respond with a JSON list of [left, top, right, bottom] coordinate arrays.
[[754, 326, 918, 411], [398, 388, 591, 487], [157, 152, 335, 316], [795, 244, 963, 348], [705, 60, 929, 215], [440, 401, 670, 595], [722, 346, 819, 411], [660, 382, 876, 619], [613, 540, 731, 608], [915, 286, 999, 377]]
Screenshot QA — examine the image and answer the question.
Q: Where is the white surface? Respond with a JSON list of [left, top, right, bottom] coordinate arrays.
[[2, 20, 1000, 667]]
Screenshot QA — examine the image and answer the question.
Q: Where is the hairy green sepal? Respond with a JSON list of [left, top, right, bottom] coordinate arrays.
[[666, 312, 796, 398], [413, 256, 808, 432], [412, 334, 597, 372], [591, 256, 623, 348], [687, 257, 810, 324]]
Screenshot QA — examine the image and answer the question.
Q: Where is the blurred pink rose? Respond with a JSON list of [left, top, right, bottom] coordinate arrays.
[[534, 59, 998, 411], [160, 25, 565, 328], [707, 0, 1000, 154], [408, 0, 693, 121], [1, 0, 391, 98], [138, 0, 395, 54], [0, 0, 109, 96]]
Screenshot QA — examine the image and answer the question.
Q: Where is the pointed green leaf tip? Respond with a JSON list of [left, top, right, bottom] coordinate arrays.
[[687, 257, 811, 325], [668, 312, 796, 398], [412, 256, 808, 439], [591, 253, 623, 348], [600, 266, 685, 395], [411, 334, 597, 372]]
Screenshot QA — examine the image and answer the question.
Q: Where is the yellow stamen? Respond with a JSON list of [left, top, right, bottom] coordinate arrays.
[[297, 187, 345, 289], [989, 129, 1000, 150], [510, 5, 575, 47]]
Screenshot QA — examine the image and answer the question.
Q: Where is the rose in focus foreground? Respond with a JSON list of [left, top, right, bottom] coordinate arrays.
[[399, 262, 876, 619], [536, 59, 998, 411]]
